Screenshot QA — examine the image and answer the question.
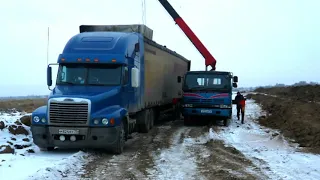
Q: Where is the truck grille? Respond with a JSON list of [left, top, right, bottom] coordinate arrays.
[[185, 98, 225, 104], [49, 102, 89, 125]]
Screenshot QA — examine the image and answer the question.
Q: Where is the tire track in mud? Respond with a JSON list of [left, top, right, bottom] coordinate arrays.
[[182, 124, 268, 180], [79, 120, 182, 180], [75, 119, 267, 180]]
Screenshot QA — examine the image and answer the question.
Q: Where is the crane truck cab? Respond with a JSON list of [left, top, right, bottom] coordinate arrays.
[[180, 71, 238, 126]]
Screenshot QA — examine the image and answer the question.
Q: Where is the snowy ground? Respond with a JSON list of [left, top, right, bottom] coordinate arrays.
[[0, 112, 91, 180], [1, 96, 320, 179], [210, 99, 320, 180]]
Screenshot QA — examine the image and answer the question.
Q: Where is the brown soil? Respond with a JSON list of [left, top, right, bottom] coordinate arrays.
[[0, 98, 46, 113], [185, 126, 266, 180], [0, 145, 14, 154], [79, 121, 265, 180], [254, 85, 320, 103], [248, 85, 320, 153]]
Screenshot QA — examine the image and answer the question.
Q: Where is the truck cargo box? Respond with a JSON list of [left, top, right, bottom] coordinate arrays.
[[143, 38, 190, 108], [80, 24, 153, 40]]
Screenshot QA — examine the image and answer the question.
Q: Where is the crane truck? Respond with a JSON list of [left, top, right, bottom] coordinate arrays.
[[158, 0, 238, 126], [30, 24, 190, 154]]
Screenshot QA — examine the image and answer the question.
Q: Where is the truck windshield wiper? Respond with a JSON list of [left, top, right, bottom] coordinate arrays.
[[87, 83, 104, 86]]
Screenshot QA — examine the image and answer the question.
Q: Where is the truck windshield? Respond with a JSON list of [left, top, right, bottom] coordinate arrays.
[[184, 74, 231, 92], [56, 63, 122, 86]]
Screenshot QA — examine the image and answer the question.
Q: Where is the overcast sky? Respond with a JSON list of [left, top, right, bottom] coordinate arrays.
[[0, 0, 319, 96]]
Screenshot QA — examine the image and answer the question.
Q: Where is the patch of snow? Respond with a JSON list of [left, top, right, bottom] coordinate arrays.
[[0, 113, 88, 180], [0, 113, 34, 154], [211, 99, 320, 180], [149, 128, 204, 180], [27, 151, 90, 180]]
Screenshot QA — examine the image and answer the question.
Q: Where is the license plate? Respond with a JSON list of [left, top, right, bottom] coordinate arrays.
[[58, 129, 80, 135], [201, 109, 212, 113]]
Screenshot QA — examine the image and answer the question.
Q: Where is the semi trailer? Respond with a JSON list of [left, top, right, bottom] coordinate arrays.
[[31, 24, 190, 154]]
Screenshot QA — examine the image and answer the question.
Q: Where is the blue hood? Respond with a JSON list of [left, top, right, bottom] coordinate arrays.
[[183, 92, 231, 104], [50, 85, 122, 112]]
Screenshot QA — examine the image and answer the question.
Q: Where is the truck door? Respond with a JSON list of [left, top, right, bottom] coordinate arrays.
[[122, 66, 130, 110]]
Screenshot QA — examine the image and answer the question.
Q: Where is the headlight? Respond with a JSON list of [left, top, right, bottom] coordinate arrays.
[[33, 116, 40, 122], [94, 119, 99, 124], [184, 104, 193, 107], [41, 118, 46, 123], [102, 118, 109, 125]]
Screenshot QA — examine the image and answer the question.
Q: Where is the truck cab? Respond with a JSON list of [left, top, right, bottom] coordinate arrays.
[[180, 71, 238, 126], [31, 30, 143, 154]]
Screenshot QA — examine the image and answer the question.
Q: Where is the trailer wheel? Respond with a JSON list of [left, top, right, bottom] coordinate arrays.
[[139, 110, 150, 133], [149, 109, 154, 130], [113, 122, 125, 155]]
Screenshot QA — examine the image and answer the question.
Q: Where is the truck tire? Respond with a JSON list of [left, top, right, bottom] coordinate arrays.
[[149, 109, 154, 130], [184, 116, 192, 126], [223, 119, 230, 127], [40, 147, 54, 151], [139, 110, 150, 133], [113, 122, 125, 155]]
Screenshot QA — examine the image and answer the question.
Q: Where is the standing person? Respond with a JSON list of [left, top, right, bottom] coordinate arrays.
[[234, 92, 246, 124]]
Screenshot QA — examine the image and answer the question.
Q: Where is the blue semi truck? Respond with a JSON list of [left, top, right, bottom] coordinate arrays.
[[30, 24, 190, 154]]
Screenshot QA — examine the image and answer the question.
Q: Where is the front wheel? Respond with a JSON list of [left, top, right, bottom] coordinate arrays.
[[113, 122, 125, 155], [223, 119, 230, 127]]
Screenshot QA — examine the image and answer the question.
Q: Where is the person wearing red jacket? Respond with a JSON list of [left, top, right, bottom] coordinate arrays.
[[234, 92, 246, 124]]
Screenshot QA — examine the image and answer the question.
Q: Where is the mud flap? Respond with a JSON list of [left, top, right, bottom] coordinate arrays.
[[137, 109, 150, 133]]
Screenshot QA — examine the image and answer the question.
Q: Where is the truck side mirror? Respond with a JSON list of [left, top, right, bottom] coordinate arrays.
[[47, 66, 52, 87], [233, 76, 238, 83], [232, 82, 238, 88], [131, 67, 140, 88], [177, 76, 182, 83], [134, 43, 140, 52]]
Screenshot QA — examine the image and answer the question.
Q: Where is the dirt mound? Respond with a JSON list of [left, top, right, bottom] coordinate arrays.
[[0, 114, 35, 154], [0, 145, 14, 154], [248, 86, 320, 153], [0, 98, 46, 113], [255, 85, 320, 102]]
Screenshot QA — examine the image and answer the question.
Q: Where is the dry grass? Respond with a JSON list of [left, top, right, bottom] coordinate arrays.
[[0, 98, 47, 113], [248, 85, 320, 153]]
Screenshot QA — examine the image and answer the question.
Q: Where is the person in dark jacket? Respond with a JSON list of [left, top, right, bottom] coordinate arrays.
[[234, 92, 246, 124]]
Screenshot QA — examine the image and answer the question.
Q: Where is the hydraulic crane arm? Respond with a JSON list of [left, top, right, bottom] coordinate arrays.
[[158, 0, 216, 71]]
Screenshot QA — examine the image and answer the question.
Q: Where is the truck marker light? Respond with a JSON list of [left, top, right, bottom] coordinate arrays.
[[102, 118, 109, 125], [94, 59, 99, 62], [111, 59, 116, 62], [33, 116, 40, 122], [94, 119, 99, 124], [110, 118, 115, 125], [85, 58, 90, 62], [61, 58, 65, 61], [77, 58, 82, 62]]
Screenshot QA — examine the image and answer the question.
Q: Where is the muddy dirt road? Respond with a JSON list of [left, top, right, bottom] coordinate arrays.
[[78, 119, 266, 180], [26, 98, 320, 180]]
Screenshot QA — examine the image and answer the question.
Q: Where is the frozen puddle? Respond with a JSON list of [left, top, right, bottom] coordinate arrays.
[[212, 99, 320, 180], [148, 128, 204, 180]]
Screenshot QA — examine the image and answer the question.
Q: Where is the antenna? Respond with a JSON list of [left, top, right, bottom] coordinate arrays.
[[47, 27, 50, 66]]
